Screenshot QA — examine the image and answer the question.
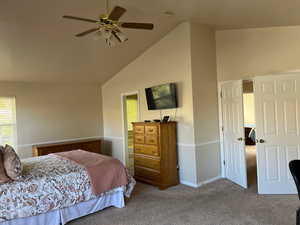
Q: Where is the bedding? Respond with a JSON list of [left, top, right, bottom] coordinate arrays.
[[52, 150, 132, 196], [0, 187, 125, 225], [0, 147, 10, 184], [2, 145, 22, 181], [0, 152, 135, 222]]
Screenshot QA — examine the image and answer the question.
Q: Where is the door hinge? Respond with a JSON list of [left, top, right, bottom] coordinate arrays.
[[223, 160, 226, 166], [221, 126, 224, 132], [220, 91, 223, 98]]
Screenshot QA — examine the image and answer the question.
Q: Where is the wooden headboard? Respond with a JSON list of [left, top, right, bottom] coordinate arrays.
[[32, 139, 101, 157]]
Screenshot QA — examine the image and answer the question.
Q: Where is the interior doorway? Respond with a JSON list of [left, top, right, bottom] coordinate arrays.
[[221, 74, 300, 194], [243, 81, 257, 190], [122, 93, 139, 175]]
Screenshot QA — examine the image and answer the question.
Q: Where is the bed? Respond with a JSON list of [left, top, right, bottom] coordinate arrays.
[[0, 140, 135, 225]]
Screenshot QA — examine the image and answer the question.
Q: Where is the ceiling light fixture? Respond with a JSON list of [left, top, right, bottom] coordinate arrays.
[[62, 0, 154, 47]]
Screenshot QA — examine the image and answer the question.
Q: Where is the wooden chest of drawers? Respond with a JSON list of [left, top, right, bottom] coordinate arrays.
[[132, 122, 178, 189]]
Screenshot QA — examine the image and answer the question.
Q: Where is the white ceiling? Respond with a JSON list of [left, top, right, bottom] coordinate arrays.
[[1, 0, 300, 84]]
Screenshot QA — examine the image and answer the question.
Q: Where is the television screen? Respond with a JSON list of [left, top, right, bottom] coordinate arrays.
[[145, 83, 178, 110]]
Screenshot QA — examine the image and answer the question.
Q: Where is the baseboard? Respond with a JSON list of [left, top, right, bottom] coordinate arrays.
[[197, 176, 222, 187], [181, 176, 222, 188], [180, 180, 199, 188], [177, 140, 220, 148], [195, 140, 220, 147]]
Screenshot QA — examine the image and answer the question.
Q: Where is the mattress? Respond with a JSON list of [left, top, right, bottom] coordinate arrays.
[[0, 155, 113, 222]]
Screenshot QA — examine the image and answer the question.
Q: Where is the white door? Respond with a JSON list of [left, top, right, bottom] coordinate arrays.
[[222, 80, 248, 188], [255, 74, 300, 194]]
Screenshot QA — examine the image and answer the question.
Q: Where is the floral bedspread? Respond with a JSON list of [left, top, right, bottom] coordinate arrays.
[[0, 155, 130, 222]]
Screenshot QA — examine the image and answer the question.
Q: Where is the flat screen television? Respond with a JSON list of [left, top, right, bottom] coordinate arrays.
[[145, 83, 178, 110]]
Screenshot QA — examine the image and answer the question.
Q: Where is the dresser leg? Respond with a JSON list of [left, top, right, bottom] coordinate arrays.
[[159, 185, 168, 190]]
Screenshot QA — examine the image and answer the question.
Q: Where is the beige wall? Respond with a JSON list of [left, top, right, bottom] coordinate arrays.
[[216, 26, 300, 81], [195, 142, 220, 183], [190, 23, 221, 182], [102, 22, 221, 186], [0, 82, 102, 158], [102, 22, 198, 184], [102, 22, 195, 144], [191, 23, 219, 143]]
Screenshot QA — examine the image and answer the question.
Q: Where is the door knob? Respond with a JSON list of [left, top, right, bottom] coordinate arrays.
[[237, 137, 243, 141], [259, 139, 266, 143], [256, 139, 266, 143]]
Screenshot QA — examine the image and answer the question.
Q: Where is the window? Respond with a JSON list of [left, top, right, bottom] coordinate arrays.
[[0, 97, 17, 148]]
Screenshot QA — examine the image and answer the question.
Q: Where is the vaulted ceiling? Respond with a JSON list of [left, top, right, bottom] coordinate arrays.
[[1, 0, 300, 84]]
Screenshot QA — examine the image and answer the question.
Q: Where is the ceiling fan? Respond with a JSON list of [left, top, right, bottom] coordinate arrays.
[[62, 1, 154, 46]]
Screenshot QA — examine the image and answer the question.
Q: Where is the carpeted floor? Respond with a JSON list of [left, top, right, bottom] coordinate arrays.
[[69, 178, 299, 225]]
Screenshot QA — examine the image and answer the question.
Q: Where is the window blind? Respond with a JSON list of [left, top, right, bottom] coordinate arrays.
[[0, 97, 17, 148]]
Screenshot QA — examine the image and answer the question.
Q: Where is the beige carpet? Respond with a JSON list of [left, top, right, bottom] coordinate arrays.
[[69, 179, 299, 225]]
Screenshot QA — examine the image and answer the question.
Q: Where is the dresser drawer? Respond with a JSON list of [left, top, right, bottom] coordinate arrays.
[[135, 166, 160, 181], [134, 144, 160, 156], [145, 126, 158, 135], [134, 154, 160, 171], [145, 135, 158, 145], [134, 135, 145, 144], [134, 126, 144, 134]]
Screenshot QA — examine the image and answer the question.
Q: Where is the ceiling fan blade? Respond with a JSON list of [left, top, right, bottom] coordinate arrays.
[[63, 15, 98, 23], [75, 28, 99, 37], [108, 6, 127, 21], [120, 22, 154, 30]]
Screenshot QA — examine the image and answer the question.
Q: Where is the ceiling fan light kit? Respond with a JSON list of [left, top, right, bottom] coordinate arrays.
[[62, 3, 154, 47]]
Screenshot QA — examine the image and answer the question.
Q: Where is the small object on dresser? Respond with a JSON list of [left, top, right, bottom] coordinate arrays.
[[162, 116, 170, 123], [153, 119, 161, 122], [144, 120, 151, 122]]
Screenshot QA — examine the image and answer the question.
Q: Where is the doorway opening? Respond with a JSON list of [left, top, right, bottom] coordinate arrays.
[[122, 93, 139, 175], [221, 74, 300, 194], [243, 80, 257, 190]]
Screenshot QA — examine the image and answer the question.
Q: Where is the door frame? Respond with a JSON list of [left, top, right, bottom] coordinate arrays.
[[218, 79, 254, 182], [120, 91, 140, 166]]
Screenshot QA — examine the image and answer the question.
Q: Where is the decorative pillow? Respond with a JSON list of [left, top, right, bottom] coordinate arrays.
[[0, 146, 11, 184], [3, 145, 22, 180]]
